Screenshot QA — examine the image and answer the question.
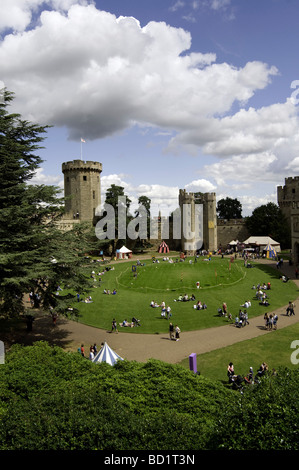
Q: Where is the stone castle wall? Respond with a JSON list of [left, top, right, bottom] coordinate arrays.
[[217, 219, 249, 248]]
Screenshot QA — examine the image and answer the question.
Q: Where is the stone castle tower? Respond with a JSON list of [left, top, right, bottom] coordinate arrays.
[[62, 159, 102, 223], [277, 176, 299, 225], [277, 176, 299, 264], [179, 189, 217, 255]]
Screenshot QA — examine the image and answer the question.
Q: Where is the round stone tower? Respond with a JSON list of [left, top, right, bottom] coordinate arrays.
[[62, 159, 102, 222]]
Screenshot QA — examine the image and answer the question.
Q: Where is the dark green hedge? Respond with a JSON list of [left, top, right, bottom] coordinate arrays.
[[0, 342, 298, 450]]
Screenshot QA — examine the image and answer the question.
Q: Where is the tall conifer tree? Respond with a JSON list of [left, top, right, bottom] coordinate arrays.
[[0, 90, 98, 318]]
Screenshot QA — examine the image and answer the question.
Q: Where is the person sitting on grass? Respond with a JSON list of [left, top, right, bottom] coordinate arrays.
[[174, 294, 183, 302], [259, 298, 270, 306], [132, 317, 141, 326]]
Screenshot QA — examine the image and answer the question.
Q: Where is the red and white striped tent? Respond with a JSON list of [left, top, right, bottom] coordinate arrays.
[[158, 241, 169, 253]]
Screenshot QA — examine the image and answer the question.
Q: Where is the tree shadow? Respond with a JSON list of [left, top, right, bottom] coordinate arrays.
[[1, 314, 75, 351]]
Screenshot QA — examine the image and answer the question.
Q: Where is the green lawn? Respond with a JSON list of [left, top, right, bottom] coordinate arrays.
[[65, 255, 298, 334], [179, 322, 299, 382]]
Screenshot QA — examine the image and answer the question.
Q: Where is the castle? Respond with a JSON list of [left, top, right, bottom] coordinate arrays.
[[59, 159, 251, 254], [58, 159, 102, 230], [277, 176, 299, 264]]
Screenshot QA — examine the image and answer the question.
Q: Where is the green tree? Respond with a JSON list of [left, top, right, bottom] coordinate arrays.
[[217, 197, 242, 219], [246, 202, 291, 249], [0, 90, 97, 318]]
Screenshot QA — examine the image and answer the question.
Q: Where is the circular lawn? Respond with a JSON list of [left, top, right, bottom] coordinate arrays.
[[68, 256, 297, 334]]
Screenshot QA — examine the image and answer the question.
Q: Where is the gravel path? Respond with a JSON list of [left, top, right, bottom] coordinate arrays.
[[17, 258, 299, 364]]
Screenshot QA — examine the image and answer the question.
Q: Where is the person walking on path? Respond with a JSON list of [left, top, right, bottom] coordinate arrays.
[[111, 318, 118, 333], [286, 301, 295, 316], [169, 322, 174, 340], [175, 325, 181, 341]]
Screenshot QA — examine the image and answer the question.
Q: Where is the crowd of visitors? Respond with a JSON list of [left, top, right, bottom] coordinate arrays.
[[227, 361, 271, 389]]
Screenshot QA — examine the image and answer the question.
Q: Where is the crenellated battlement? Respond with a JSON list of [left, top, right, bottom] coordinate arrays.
[[62, 160, 102, 173]]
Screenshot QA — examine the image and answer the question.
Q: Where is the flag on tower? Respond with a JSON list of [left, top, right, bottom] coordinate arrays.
[[81, 138, 86, 143]]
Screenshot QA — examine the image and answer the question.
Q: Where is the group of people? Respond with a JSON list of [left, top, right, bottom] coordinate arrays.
[[218, 303, 250, 327], [227, 361, 270, 388], [103, 289, 117, 295], [29, 291, 41, 308], [264, 312, 278, 330], [254, 282, 271, 306], [193, 300, 207, 310], [169, 322, 181, 341], [120, 317, 141, 328], [150, 300, 172, 319], [286, 300, 295, 316], [79, 343, 98, 360], [235, 309, 250, 328], [89, 266, 115, 287], [76, 293, 94, 303], [174, 293, 196, 302]]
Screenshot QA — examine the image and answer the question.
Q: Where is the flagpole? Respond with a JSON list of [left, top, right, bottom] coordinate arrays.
[[80, 138, 85, 160]]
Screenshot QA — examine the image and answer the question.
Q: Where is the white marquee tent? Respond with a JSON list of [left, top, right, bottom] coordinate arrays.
[[92, 342, 124, 366], [116, 245, 132, 259], [242, 236, 281, 252]]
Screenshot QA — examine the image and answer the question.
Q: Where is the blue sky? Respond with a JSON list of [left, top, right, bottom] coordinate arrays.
[[1, 0, 299, 216]]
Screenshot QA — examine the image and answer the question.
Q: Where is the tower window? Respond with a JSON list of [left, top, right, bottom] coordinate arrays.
[[83, 176, 87, 181], [93, 191, 95, 199]]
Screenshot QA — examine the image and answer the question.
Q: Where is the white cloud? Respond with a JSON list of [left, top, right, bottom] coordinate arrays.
[[169, 1, 185, 12], [1, 1, 299, 213], [184, 179, 216, 193], [0, 0, 90, 32], [210, 0, 231, 11], [202, 152, 278, 186], [0, 2, 280, 147], [30, 167, 63, 186]]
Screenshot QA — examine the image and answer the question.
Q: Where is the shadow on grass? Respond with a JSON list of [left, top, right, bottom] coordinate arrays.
[[1, 314, 74, 351]]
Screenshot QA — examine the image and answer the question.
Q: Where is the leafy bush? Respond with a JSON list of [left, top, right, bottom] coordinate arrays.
[[0, 342, 298, 450], [211, 368, 299, 450]]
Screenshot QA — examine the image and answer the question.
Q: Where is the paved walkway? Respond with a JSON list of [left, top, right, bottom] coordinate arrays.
[[21, 258, 299, 364]]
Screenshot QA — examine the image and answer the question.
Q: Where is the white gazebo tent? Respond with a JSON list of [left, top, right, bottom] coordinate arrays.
[[92, 342, 124, 366], [116, 245, 132, 259], [228, 240, 239, 245]]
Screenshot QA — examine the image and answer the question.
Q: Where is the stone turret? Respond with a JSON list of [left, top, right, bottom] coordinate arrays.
[[277, 176, 299, 225], [62, 159, 102, 222]]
